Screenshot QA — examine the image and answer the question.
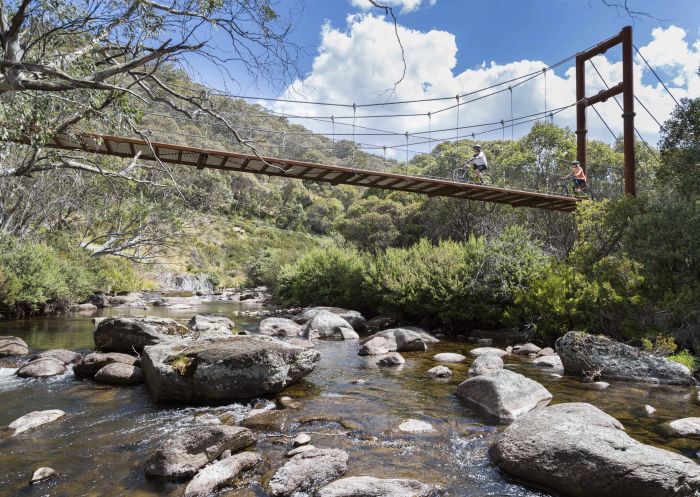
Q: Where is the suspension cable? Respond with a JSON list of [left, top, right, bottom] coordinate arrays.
[[634, 45, 680, 106]]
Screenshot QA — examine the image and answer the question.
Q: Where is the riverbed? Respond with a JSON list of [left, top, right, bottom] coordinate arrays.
[[1, 301, 699, 497]]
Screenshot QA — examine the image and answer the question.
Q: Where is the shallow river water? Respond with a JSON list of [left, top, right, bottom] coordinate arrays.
[[1, 301, 699, 497]]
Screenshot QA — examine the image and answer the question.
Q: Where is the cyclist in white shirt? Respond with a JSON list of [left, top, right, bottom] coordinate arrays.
[[466, 144, 488, 183]]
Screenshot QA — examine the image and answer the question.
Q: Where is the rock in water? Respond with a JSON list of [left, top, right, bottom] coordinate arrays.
[[73, 352, 139, 378], [300, 311, 356, 339], [427, 366, 452, 378], [183, 452, 264, 497], [29, 467, 57, 484], [0, 336, 29, 356], [258, 318, 302, 337], [489, 402, 700, 497], [267, 448, 349, 496], [514, 343, 541, 355], [456, 370, 552, 422], [377, 352, 405, 367], [469, 347, 509, 357], [668, 418, 700, 438], [358, 337, 393, 356], [141, 336, 320, 402], [294, 307, 368, 332], [468, 354, 504, 376], [34, 349, 81, 365], [398, 419, 434, 433], [318, 476, 439, 497], [93, 363, 144, 385], [8, 409, 65, 435], [293, 433, 311, 447], [556, 331, 693, 385], [532, 355, 563, 368], [144, 425, 255, 479], [15, 358, 66, 378], [187, 314, 235, 333], [360, 327, 438, 353], [94, 316, 189, 353], [433, 353, 466, 363]]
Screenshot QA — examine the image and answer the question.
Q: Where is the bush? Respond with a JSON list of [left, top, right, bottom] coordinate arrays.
[[277, 246, 368, 310], [668, 349, 697, 371]]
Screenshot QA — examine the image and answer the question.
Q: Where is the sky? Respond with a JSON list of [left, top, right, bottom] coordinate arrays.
[[197, 0, 700, 157]]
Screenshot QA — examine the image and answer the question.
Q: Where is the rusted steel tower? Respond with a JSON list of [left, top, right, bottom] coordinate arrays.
[[576, 26, 636, 196]]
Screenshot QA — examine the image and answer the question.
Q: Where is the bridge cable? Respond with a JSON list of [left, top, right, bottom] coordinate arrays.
[[633, 45, 680, 106]]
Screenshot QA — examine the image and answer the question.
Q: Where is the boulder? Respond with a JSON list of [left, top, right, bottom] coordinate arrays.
[[489, 402, 700, 497], [293, 433, 311, 447], [468, 354, 504, 376], [141, 336, 321, 402], [398, 419, 434, 433], [107, 293, 143, 305], [267, 448, 349, 496], [433, 353, 466, 363], [287, 445, 315, 457], [300, 311, 355, 339], [183, 452, 264, 497], [0, 336, 29, 356], [668, 418, 700, 438], [318, 476, 438, 497], [360, 327, 438, 353], [33, 349, 81, 365], [241, 409, 287, 431], [86, 292, 111, 308], [514, 343, 541, 355], [427, 366, 452, 379], [94, 363, 144, 385], [16, 358, 66, 378], [187, 314, 235, 333], [259, 318, 302, 337], [153, 295, 202, 307], [537, 347, 555, 357], [94, 316, 189, 353], [73, 352, 139, 378], [294, 307, 368, 332], [30, 467, 57, 484], [469, 347, 509, 357], [70, 303, 97, 312], [377, 352, 405, 367], [144, 425, 255, 479], [8, 409, 65, 435], [358, 337, 393, 356], [532, 354, 563, 368], [556, 331, 693, 385], [338, 329, 360, 340], [366, 315, 398, 332], [456, 369, 552, 422]]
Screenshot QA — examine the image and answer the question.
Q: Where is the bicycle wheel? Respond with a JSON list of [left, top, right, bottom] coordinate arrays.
[[452, 168, 467, 183], [579, 188, 598, 200], [554, 184, 570, 196], [480, 174, 494, 185]]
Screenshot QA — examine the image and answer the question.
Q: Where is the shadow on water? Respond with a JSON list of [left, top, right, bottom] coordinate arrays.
[[0, 301, 699, 496]]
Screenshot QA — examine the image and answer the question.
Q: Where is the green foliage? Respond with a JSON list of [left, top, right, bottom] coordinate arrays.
[[277, 246, 368, 310], [668, 350, 698, 371], [658, 98, 700, 198], [243, 248, 293, 289], [641, 334, 678, 356]]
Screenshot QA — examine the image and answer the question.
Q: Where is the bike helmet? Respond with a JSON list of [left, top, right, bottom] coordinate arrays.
[[571, 160, 580, 165], [472, 144, 482, 150]]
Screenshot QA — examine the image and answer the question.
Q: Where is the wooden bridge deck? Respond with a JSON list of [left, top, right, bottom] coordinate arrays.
[[45, 133, 578, 212]]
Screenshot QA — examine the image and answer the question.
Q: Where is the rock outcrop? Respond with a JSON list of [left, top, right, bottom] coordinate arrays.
[[145, 425, 255, 479], [489, 402, 700, 497], [456, 369, 552, 422], [556, 331, 693, 385], [141, 336, 321, 402]]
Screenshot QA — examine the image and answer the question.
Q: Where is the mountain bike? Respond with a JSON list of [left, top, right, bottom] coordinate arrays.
[[553, 177, 599, 200], [452, 163, 493, 185]]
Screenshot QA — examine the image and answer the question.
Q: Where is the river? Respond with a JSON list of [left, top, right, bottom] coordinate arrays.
[[1, 301, 698, 497]]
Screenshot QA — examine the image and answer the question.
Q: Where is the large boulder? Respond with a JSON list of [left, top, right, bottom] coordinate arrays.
[[318, 476, 439, 497], [358, 337, 394, 356], [183, 452, 264, 497], [300, 311, 356, 339], [360, 327, 438, 353], [94, 316, 189, 353], [259, 318, 302, 337], [144, 425, 255, 479], [366, 315, 398, 332], [187, 314, 235, 333], [294, 307, 368, 332], [0, 336, 29, 356], [141, 336, 321, 402], [468, 353, 504, 376], [94, 363, 144, 385], [16, 358, 66, 378], [489, 402, 700, 497], [267, 448, 349, 496], [73, 352, 139, 378], [8, 409, 65, 435], [556, 331, 693, 385], [456, 369, 552, 422], [33, 349, 81, 365]]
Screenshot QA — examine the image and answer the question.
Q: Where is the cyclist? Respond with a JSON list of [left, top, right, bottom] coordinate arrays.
[[563, 160, 587, 193], [466, 144, 488, 183]]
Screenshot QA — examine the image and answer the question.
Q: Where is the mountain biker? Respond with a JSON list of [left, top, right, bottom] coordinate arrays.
[[466, 144, 488, 182], [563, 160, 587, 192]]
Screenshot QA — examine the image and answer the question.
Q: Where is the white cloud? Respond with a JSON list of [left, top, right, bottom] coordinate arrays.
[[350, 0, 436, 14], [271, 15, 700, 159]]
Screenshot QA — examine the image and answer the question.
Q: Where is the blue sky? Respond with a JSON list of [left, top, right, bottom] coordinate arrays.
[[194, 0, 700, 151]]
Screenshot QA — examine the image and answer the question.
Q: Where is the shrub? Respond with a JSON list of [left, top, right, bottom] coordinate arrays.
[[277, 246, 368, 310], [668, 349, 697, 371]]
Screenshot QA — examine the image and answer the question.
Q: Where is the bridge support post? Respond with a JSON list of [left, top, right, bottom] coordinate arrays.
[[575, 25, 636, 196]]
